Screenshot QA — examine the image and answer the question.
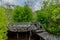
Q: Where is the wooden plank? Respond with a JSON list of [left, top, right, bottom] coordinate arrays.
[[36, 32, 60, 40]]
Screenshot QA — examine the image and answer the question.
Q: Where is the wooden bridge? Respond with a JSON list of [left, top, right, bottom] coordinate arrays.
[[8, 22, 60, 40]]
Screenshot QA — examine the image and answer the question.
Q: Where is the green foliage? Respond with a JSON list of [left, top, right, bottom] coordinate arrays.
[[23, 5, 33, 22], [11, 6, 23, 22], [0, 7, 8, 40], [32, 13, 37, 22], [11, 5, 33, 22], [37, 3, 60, 35]]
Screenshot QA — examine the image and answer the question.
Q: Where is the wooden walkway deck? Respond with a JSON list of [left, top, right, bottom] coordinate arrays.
[[35, 29, 60, 40]]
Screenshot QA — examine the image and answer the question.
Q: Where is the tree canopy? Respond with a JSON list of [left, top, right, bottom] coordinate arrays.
[[0, 7, 8, 40], [37, 1, 60, 35], [11, 5, 33, 22]]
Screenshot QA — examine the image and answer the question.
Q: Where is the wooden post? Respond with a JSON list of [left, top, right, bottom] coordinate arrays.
[[29, 31, 32, 40], [17, 32, 19, 40]]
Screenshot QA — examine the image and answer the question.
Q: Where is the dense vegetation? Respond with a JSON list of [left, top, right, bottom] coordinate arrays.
[[0, 7, 8, 40], [11, 5, 33, 22], [37, 2, 60, 35]]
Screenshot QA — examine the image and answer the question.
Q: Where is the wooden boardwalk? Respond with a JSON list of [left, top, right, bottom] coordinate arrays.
[[35, 29, 60, 40]]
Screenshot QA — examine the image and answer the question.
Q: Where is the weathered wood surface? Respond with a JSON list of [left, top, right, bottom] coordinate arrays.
[[36, 30, 60, 40], [8, 22, 40, 32]]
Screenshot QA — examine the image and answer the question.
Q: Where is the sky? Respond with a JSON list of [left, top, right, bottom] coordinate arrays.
[[0, 0, 44, 11]]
